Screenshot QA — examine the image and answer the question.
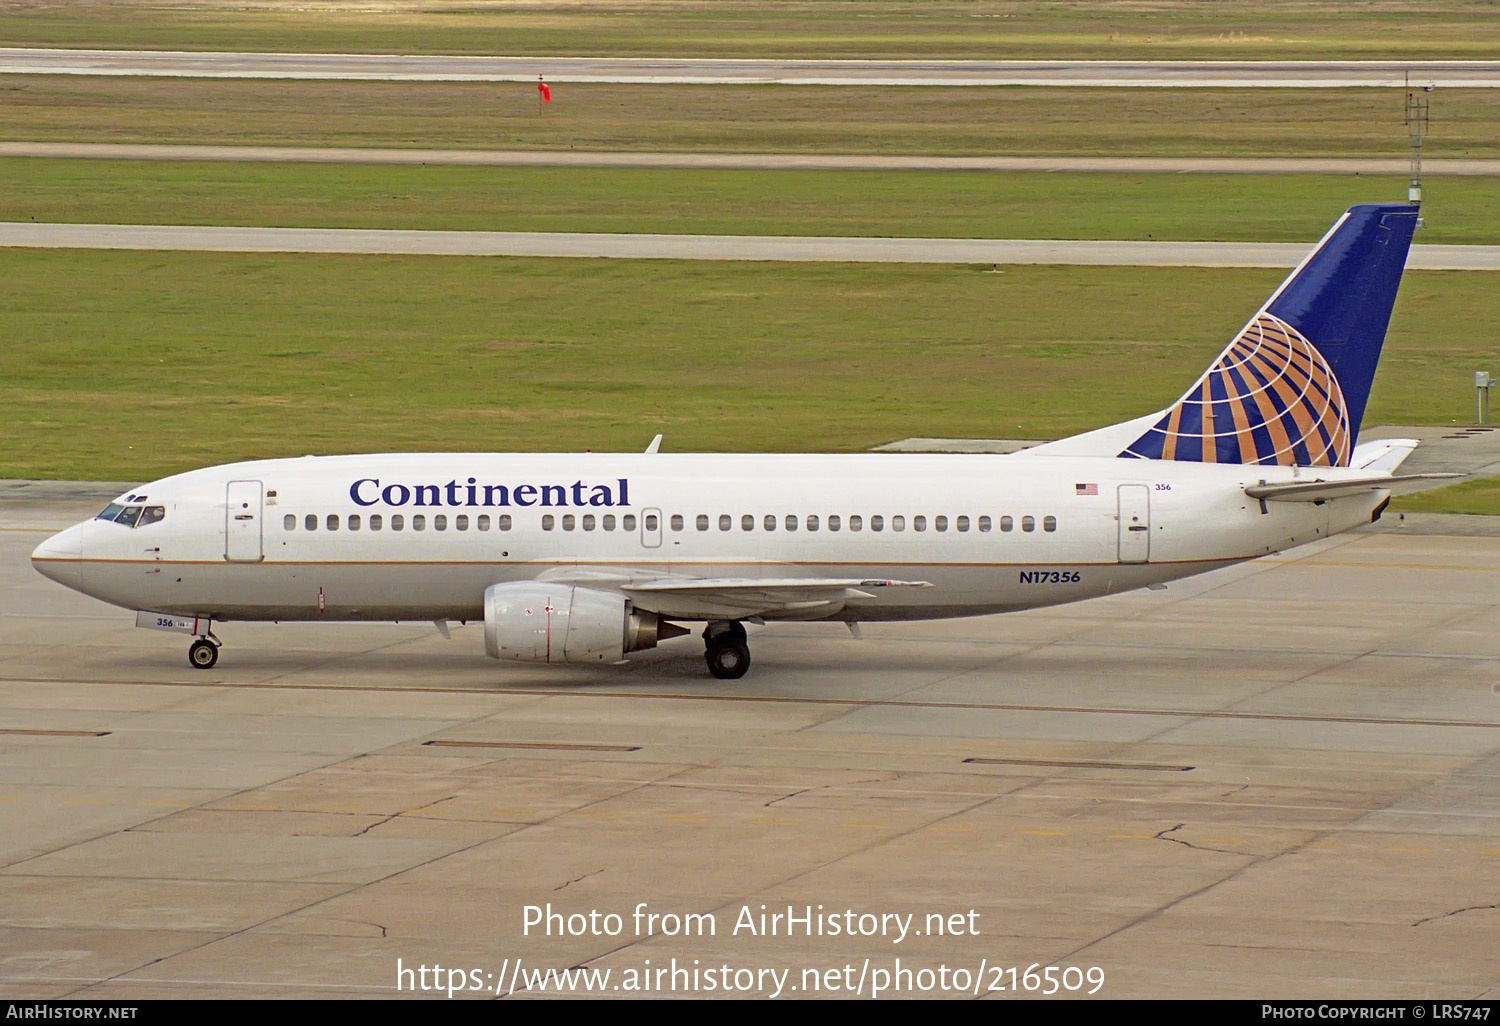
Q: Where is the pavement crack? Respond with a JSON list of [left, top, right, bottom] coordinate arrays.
[[554, 869, 603, 891], [1154, 823, 1244, 856], [1413, 899, 1500, 927], [353, 794, 456, 838]]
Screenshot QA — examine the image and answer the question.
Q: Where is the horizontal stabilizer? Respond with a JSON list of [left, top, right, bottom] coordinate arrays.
[[1244, 473, 1461, 503], [1350, 438, 1419, 472]]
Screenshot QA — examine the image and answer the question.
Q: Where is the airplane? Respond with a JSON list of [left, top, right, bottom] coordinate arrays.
[[32, 203, 1453, 679]]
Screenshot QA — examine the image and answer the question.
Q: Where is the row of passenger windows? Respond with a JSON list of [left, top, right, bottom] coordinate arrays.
[[286, 512, 543, 533], [285, 511, 1058, 534], [619, 513, 1058, 534]]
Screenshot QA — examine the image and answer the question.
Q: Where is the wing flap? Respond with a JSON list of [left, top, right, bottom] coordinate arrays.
[[622, 577, 932, 621]]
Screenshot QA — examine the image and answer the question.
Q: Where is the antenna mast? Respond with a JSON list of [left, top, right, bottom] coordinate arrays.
[[1405, 71, 1430, 226]]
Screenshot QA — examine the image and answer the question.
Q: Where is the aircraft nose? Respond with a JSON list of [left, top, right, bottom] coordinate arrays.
[[32, 524, 84, 590]]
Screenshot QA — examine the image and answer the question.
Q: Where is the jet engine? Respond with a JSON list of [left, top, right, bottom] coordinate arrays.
[[483, 582, 685, 664]]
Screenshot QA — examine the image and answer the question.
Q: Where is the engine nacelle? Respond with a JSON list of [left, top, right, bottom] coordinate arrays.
[[484, 582, 680, 664]]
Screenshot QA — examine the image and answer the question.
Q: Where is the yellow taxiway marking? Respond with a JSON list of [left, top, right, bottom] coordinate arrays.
[[1018, 829, 1065, 836]]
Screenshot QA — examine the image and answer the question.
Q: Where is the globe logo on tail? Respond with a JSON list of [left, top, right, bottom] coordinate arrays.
[[1120, 312, 1350, 467]]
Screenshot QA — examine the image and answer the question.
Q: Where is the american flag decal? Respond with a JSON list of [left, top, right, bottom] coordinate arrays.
[[1075, 483, 1099, 496], [1118, 311, 1350, 467]]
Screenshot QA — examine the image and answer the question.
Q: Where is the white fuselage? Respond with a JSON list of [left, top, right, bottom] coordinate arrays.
[[32, 451, 1386, 624]]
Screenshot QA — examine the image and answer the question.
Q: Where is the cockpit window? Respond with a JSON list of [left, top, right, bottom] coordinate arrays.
[[114, 506, 143, 528], [96, 503, 124, 522], [138, 506, 165, 527]]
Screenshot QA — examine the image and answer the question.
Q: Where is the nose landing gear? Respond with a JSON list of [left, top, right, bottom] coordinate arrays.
[[703, 620, 750, 680], [188, 635, 220, 670]]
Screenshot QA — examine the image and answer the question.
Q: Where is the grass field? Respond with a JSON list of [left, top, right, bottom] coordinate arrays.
[[4, 77, 1499, 159], [3, 1, 1498, 60], [5, 158, 1499, 244], [2, 251, 1492, 481], [1392, 477, 1500, 516]]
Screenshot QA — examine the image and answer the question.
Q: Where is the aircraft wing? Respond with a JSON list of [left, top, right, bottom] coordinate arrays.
[[620, 577, 932, 621], [1244, 473, 1461, 503]]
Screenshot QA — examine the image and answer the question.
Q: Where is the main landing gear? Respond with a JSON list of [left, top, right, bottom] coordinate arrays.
[[188, 634, 221, 670], [703, 620, 750, 680]]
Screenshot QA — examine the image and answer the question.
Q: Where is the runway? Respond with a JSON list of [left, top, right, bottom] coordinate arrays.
[[2, 50, 1497, 87], [3, 498, 1499, 997], [2, 221, 1496, 269], [6, 142, 1498, 176]]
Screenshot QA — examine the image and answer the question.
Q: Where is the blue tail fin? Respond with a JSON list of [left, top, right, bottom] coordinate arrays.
[[1119, 204, 1419, 467]]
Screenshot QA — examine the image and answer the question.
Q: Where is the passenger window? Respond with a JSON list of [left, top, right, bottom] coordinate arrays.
[[456, 514, 469, 531], [499, 514, 512, 531], [828, 515, 841, 532], [719, 514, 732, 531], [645, 514, 658, 531], [584, 514, 596, 531], [763, 515, 776, 532], [603, 514, 616, 531], [542, 515, 555, 531], [624, 514, 637, 531], [742, 515, 754, 531], [913, 515, 926, 532], [979, 516, 992, 532], [1043, 515, 1057, 532], [327, 514, 339, 531], [1022, 515, 1035, 532], [563, 514, 576, 531], [305, 514, 317, 532], [957, 515, 969, 532], [412, 514, 426, 531], [935, 516, 948, 532], [284, 514, 296, 531], [1001, 515, 1013, 532], [434, 514, 447, 531], [349, 514, 361, 531], [476, 514, 488, 531], [391, 514, 404, 531], [849, 515, 862, 532], [870, 515, 883, 532], [370, 514, 383, 531], [785, 514, 797, 532], [806, 515, 819, 531], [892, 515, 905, 532], [696, 514, 709, 531], [670, 514, 684, 531]]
